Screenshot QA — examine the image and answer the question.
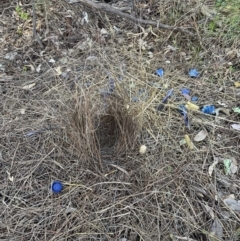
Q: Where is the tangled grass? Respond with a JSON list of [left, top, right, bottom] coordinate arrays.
[[0, 0, 240, 240]]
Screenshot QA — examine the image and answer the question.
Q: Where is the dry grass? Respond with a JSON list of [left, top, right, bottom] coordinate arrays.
[[0, 0, 240, 240]]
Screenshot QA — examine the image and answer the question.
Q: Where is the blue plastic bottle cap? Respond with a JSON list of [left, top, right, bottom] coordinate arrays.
[[188, 69, 200, 78], [156, 68, 164, 77], [51, 181, 63, 193], [191, 96, 198, 102], [181, 88, 190, 95], [201, 105, 216, 115]]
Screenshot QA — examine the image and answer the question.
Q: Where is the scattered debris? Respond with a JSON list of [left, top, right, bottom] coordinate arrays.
[[22, 83, 36, 90], [210, 217, 223, 239], [194, 130, 208, 142], [139, 145, 147, 154], [184, 135, 194, 150], [234, 82, 240, 87], [157, 89, 173, 111], [188, 68, 199, 78], [156, 68, 164, 77], [224, 197, 240, 212], [209, 159, 219, 176], [185, 101, 199, 111], [223, 158, 238, 175], [181, 88, 190, 95], [201, 105, 216, 115], [232, 107, 240, 113], [191, 96, 198, 102], [231, 124, 240, 131]]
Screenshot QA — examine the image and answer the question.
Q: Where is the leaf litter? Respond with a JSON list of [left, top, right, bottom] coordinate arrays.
[[1, 0, 240, 240]]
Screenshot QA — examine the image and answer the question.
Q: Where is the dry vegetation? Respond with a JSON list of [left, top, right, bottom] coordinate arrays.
[[0, 0, 240, 240]]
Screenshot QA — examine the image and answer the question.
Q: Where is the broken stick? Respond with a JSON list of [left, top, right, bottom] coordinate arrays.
[[69, 0, 196, 37]]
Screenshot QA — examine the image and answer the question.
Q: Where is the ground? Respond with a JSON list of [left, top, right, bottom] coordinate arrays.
[[0, 0, 240, 240]]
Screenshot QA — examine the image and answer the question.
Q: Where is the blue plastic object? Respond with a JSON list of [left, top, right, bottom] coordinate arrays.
[[156, 68, 164, 77], [178, 105, 189, 128], [188, 69, 200, 78], [132, 96, 139, 102], [191, 96, 198, 102], [201, 105, 216, 115], [157, 89, 173, 111], [162, 89, 173, 103], [181, 88, 190, 95], [178, 105, 187, 115], [51, 181, 63, 194]]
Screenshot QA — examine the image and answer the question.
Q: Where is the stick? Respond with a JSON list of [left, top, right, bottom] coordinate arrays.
[[32, 0, 44, 49], [69, 0, 196, 37]]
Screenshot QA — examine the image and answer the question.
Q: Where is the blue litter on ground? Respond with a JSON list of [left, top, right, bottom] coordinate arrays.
[[162, 89, 173, 103], [178, 105, 187, 115], [178, 105, 190, 128], [191, 96, 198, 102], [157, 89, 173, 111], [201, 105, 216, 115], [181, 88, 190, 95], [51, 181, 63, 194], [188, 69, 200, 78], [132, 96, 139, 102], [156, 68, 164, 77]]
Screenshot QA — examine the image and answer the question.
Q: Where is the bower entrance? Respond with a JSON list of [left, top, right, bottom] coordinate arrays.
[[96, 96, 139, 158], [67, 93, 140, 166]]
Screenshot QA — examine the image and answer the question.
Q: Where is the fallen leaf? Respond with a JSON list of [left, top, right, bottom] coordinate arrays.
[[179, 139, 186, 146], [81, 11, 88, 25], [194, 130, 208, 142], [59, 57, 68, 64], [210, 218, 223, 239], [49, 58, 55, 63], [120, 238, 127, 241], [6, 171, 14, 182], [184, 135, 194, 150], [230, 158, 238, 174], [55, 66, 62, 76], [217, 101, 228, 107], [185, 101, 199, 111], [22, 83, 36, 90], [204, 204, 214, 219], [139, 145, 147, 154], [20, 108, 26, 114], [209, 159, 218, 176], [234, 82, 240, 87], [233, 107, 240, 113], [231, 124, 240, 131], [36, 64, 41, 73], [224, 198, 240, 212], [65, 207, 76, 214], [100, 28, 108, 35], [223, 159, 232, 175], [25, 64, 35, 72], [4, 51, 18, 60], [215, 108, 230, 116]]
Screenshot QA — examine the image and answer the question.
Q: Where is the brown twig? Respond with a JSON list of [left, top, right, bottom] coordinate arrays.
[[32, 0, 44, 49], [69, 0, 196, 37]]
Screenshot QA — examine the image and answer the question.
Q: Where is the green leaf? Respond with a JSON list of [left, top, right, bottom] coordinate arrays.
[[233, 107, 240, 113], [223, 159, 232, 175]]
